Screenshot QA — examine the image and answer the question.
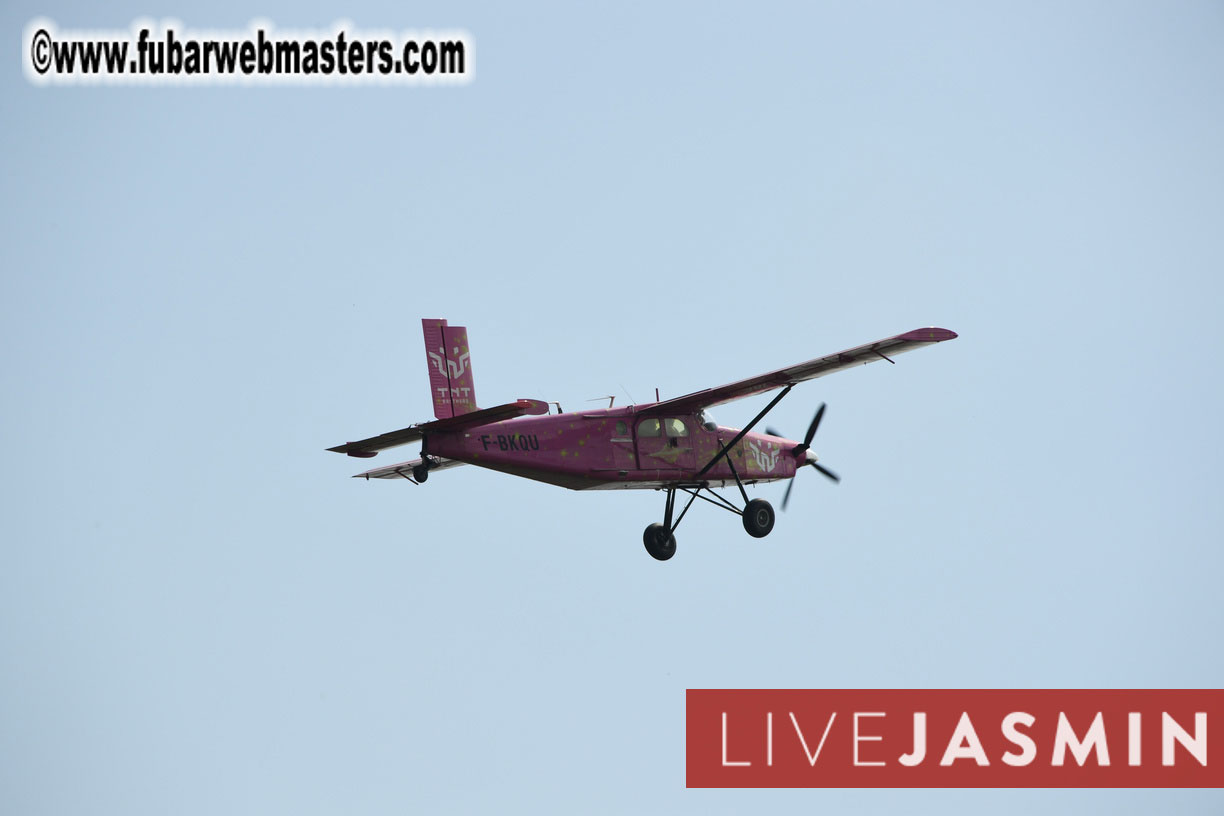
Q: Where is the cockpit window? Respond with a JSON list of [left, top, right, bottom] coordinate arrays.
[[664, 418, 689, 438], [614, 420, 628, 436], [697, 409, 717, 431], [638, 418, 661, 437]]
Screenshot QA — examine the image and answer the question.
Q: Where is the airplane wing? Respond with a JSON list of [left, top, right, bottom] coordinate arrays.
[[352, 456, 467, 480], [327, 398, 548, 457], [641, 328, 957, 415]]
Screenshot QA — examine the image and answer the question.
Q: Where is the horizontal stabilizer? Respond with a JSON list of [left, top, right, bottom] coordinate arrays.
[[327, 398, 549, 457], [354, 456, 467, 480]]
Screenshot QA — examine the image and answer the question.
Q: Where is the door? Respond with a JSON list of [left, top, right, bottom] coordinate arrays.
[[609, 417, 636, 470], [635, 416, 697, 473]]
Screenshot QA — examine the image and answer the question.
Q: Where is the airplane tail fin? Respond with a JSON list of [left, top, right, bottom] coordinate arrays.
[[422, 318, 478, 419]]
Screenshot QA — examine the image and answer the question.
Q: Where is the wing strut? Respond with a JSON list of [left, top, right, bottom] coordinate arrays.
[[695, 384, 793, 479]]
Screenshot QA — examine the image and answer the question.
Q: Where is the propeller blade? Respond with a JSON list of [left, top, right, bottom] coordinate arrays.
[[782, 474, 797, 511], [811, 461, 840, 483], [765, 427, 783, 438], [803, 403, 826, 449]]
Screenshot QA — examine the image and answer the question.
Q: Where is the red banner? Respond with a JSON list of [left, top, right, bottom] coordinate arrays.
[[686, 689, 1223, 787]]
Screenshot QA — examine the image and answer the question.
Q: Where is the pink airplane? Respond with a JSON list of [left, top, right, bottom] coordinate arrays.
[[329, 319, 957, 561]]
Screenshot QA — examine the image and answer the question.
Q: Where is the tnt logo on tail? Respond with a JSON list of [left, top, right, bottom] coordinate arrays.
[[422, 319, 479, 419], [429, 346, 471, 379]]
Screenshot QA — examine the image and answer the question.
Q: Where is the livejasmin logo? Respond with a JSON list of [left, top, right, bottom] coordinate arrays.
[[721, 710, 1203, 768], [686, 690, 1223, 788]]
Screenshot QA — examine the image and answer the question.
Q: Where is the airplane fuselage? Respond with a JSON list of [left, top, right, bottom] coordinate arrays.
[[425, 405, 800, 490]]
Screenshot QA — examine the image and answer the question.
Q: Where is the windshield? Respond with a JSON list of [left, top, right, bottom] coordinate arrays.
[[697, 409, 718, 431]]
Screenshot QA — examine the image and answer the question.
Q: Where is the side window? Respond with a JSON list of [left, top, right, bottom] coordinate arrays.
[[664, 418, 689, 438], [638, 418, 661, 437], [614, 420, 628, 436]]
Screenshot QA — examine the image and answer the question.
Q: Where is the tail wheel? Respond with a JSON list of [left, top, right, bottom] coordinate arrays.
[[742, 498, 775, 538], [643, 523, 677, 561]]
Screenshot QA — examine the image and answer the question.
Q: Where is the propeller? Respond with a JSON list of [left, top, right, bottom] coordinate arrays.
[[769, 403, 840, 511]]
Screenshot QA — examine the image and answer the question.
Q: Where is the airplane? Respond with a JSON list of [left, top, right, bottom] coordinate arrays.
[[328, 319, 958, 561]]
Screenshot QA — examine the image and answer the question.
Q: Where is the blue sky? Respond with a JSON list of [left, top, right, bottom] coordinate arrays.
[[3, 1, 1222, 812]]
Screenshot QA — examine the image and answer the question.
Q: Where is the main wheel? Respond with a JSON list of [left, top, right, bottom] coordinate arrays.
[[642, 523, 677, 561], [742, 498, 775, 538], [412, 464, 429, 483]]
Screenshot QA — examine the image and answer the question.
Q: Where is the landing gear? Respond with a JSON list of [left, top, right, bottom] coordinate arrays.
[[639, 477, 775, 560], [742, 498, 775, 538], [412, 463, 429, 483], [641, 487, 694, 561], [643, 523, 677, 561]]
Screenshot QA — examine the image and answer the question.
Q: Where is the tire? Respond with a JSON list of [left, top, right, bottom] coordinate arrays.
[[742, 498, 775, 538], [412, 464, 429, 483], [642, 523, 677, 561]]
